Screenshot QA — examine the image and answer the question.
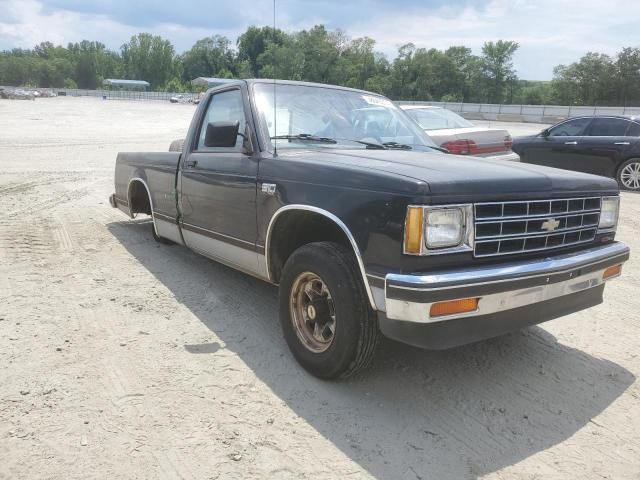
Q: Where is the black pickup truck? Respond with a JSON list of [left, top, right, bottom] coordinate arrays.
[[110, 79, 630, 379]]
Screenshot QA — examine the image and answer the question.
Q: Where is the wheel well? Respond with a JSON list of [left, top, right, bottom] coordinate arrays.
[[268, 211, 352, 283], [128, 180, 152, 216], [617, 158, 640, 173]]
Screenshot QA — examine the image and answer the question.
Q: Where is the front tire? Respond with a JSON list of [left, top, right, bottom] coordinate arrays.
[[278, 242, 379, 379], [617, 158, 640, 191]]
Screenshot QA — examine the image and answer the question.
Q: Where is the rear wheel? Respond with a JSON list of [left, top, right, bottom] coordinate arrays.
[[617, 159, 640, 191], [278, 242, 379, 379]]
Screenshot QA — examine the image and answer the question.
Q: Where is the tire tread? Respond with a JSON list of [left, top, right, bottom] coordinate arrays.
[[280, 241, 379, 379]]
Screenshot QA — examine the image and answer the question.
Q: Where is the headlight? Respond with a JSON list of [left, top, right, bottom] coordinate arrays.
[[426, 208, 464, 248], [599, 196, 619, 230], [404, 205, 474, 255]]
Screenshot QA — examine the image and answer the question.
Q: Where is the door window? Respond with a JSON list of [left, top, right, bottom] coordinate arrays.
[[627, 122, 640, 137], [197, 89, 247, 151], [587, 118, 630, 136], [547, 118, 591, 136]]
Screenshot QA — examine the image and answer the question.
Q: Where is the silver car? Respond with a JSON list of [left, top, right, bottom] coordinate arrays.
[[401, 105, 520, 161]]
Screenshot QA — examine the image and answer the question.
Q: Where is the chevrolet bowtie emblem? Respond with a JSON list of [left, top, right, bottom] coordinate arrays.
[[541, 218, 560, 232]]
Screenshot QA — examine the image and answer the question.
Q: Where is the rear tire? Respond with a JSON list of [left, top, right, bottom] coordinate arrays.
[[616, 158, 640, 191], [278, 242, 379, 379]]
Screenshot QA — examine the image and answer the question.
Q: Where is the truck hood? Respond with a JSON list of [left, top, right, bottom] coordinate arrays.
[[284, 148, 619, 201]]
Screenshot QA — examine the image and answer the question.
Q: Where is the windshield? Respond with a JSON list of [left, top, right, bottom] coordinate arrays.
[[405, 107, 474, 130], [253, 83, 438, 151]]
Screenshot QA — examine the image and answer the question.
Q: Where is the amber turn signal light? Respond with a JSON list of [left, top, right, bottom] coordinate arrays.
[[430, 297, 479, 318], [603, 264, 622, 280], [404, 206, 424, 255]]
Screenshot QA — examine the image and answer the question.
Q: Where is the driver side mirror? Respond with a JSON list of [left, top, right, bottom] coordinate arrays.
[[204, 121, 240, 148], [540, 128, 550, 138]]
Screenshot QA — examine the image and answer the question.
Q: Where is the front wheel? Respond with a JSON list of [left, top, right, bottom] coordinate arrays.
[[617, 158, 640, 191], [278, 242, 379, 379]]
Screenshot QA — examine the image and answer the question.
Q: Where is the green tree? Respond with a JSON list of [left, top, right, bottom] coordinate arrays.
[[121, 33, 176, 88], [295, 25, 341, 83], [552, 52, 616, 105], [481, 40, 519, 103], [331, 36, 383, 90], [616, 47, 640, 106], [67, 41, 123, 89], [389, 43, 417, 100], [257, 35, 305, 80], [180, 35, 234, 81], [237, 26, 286, 77]]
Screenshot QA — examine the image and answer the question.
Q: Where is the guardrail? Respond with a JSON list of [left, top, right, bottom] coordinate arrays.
[[396, 101, 640, 124]]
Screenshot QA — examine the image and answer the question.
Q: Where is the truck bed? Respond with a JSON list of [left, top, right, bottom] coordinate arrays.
[[113, 152, 181, 222]]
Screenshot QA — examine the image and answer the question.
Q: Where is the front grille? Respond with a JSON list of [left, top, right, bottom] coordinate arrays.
[[474, 197, 601, 257]]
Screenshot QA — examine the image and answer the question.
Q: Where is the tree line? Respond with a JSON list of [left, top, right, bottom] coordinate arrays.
[[1, 25, 638, 106]]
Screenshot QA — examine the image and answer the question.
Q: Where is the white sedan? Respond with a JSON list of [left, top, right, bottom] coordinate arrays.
[[401, 105, 520, 161]]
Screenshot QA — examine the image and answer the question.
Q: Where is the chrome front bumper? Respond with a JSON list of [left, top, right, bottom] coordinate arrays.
[[384, 242, 629, 324]]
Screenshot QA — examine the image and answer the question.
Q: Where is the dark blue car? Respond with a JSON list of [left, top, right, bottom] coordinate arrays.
[[513, 116, 640, 191]]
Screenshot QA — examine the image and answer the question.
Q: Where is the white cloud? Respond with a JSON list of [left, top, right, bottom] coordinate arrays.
[[1, 0, 639, 79], [0, 0, 241, 51], [347, 0, 640, 79]]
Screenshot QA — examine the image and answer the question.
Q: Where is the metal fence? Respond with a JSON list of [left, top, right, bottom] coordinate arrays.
[[396, 100, 640, 124], [0, 86, 200, 102], [51, 88, 198, 102]]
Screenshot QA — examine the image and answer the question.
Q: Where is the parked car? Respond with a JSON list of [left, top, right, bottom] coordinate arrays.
[[512, 116, 640, 191], [400, 105, 519, 161], [110, 80, 628, 379], [0, 88, 36, 100]]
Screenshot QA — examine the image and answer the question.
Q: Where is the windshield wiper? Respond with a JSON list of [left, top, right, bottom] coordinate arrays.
[[428, 145, 450, 154], [381, 141, 412, 150], [271, 134, 337, 144], [271, 135, 421, 152], [342, 139, 414, 150], [338, 139, 388, 149]]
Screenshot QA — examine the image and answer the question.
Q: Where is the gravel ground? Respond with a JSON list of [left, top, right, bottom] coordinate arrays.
[[0, 97, 639, 480]]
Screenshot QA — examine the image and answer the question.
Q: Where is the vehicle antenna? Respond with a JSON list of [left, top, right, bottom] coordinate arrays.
[[273, 0, 278, 157]]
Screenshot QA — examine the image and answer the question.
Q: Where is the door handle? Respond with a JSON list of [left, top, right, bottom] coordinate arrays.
[[185, 160, 198, 168], [564, 141, 577, 145], [614, 142, 630, 145]]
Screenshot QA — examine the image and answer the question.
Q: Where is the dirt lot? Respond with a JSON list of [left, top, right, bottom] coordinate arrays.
[[1, 97, 639, 480]]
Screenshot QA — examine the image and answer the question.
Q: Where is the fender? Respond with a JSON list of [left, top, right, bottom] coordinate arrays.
[[264, 204, 378, 310], [127, 177, 159, 236]]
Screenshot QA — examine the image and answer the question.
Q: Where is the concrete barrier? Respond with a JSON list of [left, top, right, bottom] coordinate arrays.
[[461, 112, 485, 120], [396, 100, 639, 124], [541, 116, 567, 124], [497, 114, 525, 122]]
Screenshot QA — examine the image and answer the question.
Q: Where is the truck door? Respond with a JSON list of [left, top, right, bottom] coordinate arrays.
[[178, 87, 260, 275]]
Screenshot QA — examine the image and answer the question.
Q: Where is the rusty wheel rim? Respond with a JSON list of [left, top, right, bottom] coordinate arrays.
[[289, 272, 336, 353]]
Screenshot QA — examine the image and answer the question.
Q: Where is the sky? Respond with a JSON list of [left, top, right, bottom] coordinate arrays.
[[0, 0, 638, 80]]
